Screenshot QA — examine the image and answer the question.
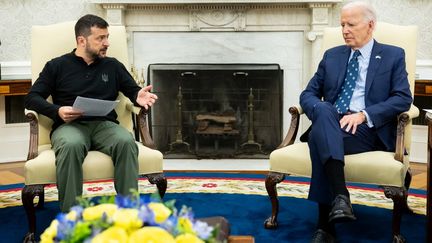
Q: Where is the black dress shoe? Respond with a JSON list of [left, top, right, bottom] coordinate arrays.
[[311, 229, 335, 243], [328, 194, 356, 223]]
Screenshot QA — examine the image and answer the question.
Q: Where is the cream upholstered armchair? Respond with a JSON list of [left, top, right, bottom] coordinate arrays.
[[22, 22, 166, 242], [264, 22, 419, 242]]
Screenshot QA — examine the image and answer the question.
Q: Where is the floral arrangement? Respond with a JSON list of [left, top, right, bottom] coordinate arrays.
[[40, 192, 219, 243]]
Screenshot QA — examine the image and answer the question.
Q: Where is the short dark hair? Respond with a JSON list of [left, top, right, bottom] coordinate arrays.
[[74, 14, 109, 39]]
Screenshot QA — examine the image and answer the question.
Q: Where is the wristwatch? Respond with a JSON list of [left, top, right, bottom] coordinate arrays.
[[360, 110, 367, 123]]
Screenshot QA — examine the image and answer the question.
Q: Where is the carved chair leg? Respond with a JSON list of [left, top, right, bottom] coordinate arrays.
[[264, 172, 285, 229], [401, 170, 414, 214], [21, 184, 45, 243], [146, 173, 168, 198], [383, 186, 407, 243]]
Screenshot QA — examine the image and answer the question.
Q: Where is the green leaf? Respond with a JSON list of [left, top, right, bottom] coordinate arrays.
[[97, 195, 115, 205], [67, 221, 92, 243], [76, 197, 93, 208]]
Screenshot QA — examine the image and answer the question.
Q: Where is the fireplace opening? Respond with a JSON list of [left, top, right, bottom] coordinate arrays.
[[148, 64, 283, 159]]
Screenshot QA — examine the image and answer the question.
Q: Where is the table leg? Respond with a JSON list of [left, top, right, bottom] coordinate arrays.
[[427, 113, 432, 243]]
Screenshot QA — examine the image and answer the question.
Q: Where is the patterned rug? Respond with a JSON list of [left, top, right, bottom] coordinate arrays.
[[0, 173, 426, 215]]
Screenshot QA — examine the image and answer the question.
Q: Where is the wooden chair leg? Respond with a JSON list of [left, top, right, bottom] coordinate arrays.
[[383, 186, 407, 243], [21, 184, 45, 243], [401, 170, 414, 214], [264, 172, 285, 229], [146, 173, 168, 198]]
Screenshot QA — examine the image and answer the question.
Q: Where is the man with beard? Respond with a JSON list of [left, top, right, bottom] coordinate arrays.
[[25, 14, 158, 212]]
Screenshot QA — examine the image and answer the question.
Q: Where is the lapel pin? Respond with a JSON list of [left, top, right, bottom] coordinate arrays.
[[375, 55, 381, 59]]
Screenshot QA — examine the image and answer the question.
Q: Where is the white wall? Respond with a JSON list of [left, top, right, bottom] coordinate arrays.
[[0, 62, 30, 162]]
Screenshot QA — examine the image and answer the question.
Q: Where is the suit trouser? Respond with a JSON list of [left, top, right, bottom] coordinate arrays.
[[51, 120, 139, 212], [307, 102, 385, 204]]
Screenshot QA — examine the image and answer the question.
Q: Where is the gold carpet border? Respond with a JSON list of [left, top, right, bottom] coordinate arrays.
[[0, 178, 426, 215]]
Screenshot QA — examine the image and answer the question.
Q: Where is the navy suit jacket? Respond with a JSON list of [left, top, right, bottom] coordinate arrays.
[[300, 40, 412, 151]]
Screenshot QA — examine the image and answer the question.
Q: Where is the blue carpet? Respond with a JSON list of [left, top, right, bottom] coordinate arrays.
[[165, 193, 426, 243], [0, 173, 426, 243]]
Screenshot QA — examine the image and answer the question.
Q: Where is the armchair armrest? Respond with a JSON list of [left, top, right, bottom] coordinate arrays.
[[394, 104, 419, 162], [125, 102, 141, 115], [137, 108, 156, 149], [25, 109, 40, 160], [25, 109, 39, 120], [403, 104, 420, 119], [127, 104, 156, 149], [278, 105, 303, 148], [277, 103, 419, 162], [293, 104, 304, 115]]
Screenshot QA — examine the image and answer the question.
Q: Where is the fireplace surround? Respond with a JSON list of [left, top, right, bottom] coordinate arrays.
[[91, 0, 342, 158]]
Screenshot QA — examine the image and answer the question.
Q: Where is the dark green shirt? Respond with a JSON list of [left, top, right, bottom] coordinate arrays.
[[25, 49, 141, 131]]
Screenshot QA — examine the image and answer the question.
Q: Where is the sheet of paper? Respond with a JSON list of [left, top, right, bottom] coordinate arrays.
[[73, 96, 119, 116]]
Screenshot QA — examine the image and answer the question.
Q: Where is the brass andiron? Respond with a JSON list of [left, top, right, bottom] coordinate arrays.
[[130, 64, 145, 87], [130, 64, 138, 81], [240, 88, 263, 154], [167, 86, 191, 153], [138, 68, 145, 87]]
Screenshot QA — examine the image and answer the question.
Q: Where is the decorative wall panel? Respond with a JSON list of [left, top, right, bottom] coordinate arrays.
[[0, 0, 103, 62], [0, 0, 431, 62], [330, 0, 432, 60]]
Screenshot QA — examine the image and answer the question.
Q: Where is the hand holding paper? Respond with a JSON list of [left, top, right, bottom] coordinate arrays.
[[58, 106, 83, 123], [73, 96, 119, 116]]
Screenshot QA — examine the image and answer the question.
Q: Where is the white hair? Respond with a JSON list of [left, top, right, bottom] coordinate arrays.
[[342, 1, 377, 23]]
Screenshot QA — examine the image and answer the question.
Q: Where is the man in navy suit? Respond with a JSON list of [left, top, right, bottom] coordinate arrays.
[[300, 1, 412, 242]]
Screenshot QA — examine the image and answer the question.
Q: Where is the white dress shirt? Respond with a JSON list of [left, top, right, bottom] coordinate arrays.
[[348, 38, 374, 127]]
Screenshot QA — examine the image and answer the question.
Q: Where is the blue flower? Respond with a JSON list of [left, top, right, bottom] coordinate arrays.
[[55, 214, 76, 240], [160, 215, 178, 234], [178, 205, 195, 220], [138, 204, 156, 225], [193, 220, 214, 240], [115, 195, 138, 208], [70, 205, 84, 218]]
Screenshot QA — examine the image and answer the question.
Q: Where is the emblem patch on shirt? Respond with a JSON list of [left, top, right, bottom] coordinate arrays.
[[101, 74, 109, 82]]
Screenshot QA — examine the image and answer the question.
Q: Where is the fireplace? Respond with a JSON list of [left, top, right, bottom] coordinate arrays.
[[149, 64, 282, 158], [92, 0, 341, 160]]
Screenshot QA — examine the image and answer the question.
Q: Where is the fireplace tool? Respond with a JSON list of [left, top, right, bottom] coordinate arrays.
[[231, 72, 263, 154], [239, 88, 263, 154], [167, 75, 193, 154]]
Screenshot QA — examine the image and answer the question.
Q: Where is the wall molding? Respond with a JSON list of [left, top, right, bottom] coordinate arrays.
[[416, 59, 432, 79], [3, 59, 431, 79], [0, 61, 31, 80]]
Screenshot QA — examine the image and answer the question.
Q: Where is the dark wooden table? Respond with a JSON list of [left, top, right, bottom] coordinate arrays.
[[427, 111, 432, 243], [0, 79, 31, 96]]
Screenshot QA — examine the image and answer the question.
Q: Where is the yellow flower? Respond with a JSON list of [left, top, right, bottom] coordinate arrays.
[[91, 226, 128, 243], [178, 217, 194, 234], [83, 203, 118, 221], [66, 210, 77, 221], [128, 226, 175, 243], [40, 219, 58, 243], [148, 202, 172, 223], [112, 208, 142, 230], [175, 233, 205, 243]]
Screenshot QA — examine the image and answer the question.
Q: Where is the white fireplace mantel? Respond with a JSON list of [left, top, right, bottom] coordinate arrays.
[[91, 0, 341, 36], [92, 0, 342, 73], [91, 0, 341, 4]]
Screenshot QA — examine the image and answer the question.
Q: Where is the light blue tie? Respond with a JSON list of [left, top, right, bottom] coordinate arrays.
[[334, 50, 361, 114]]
